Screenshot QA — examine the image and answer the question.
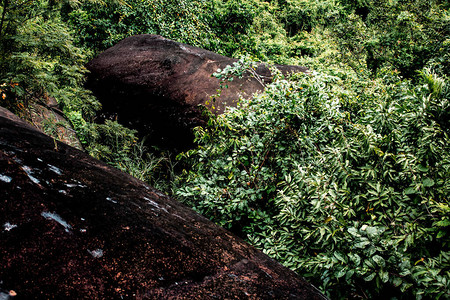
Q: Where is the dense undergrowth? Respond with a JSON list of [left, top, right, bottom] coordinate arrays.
[[177, 62, 450, 299], [1, 0, 449, 298]]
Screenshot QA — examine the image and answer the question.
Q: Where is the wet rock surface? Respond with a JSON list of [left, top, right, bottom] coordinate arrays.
[[0, 106, 326, 299], [86, 34, 308, 150]]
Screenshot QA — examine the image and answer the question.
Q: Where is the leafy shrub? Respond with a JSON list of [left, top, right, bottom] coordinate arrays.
[[63, 0, 219, 55], [176, 64, 450, 298], [0, 1, 98, 117], [2, 2, 449, 298], [0, 1, 157, 182], [334, 0, 450, 78], [278, 0, 343, 34]]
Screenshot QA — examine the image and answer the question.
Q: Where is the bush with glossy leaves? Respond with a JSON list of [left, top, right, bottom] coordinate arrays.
[[176, 65, 450, 299]]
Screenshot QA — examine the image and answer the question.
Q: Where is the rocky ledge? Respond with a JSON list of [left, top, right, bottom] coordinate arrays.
[[0, 106, 325, 299]]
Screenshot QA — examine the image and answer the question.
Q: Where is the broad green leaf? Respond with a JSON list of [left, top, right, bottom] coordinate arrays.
[[437, 231, 446, 239], [401, 283, 413, 292], [345, 269, 355, 281], [354, 240, 370, 249], [336, 267, 347, 278], [364, 259, 376, 269], [366, 226, 382, 239], [364, 272, 377, 281], [422, 178, 435, 187], [349, 253, 361, 266], [399, 270, 411, 277], [404, 187, 417, 195], [417, 165, 429, 172], [348, 227, 359, 236], [379, 270, 389, 283], [393, 277, 403, 287], [334, 251, 347, 264], [372, 255, 385, 267], [435, 219, 450, 227]]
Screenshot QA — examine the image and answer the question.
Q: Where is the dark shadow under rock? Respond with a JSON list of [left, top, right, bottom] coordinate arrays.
[[0, 106, 326, 299]]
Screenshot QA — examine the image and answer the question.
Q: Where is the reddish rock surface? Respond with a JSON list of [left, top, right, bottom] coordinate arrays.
[[86, 34, 308, 150], [0, 106, 326, 299]]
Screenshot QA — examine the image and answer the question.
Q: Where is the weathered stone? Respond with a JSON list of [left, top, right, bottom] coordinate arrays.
[[86, 34, 308, 150], [0, 106, 326, 299], [30, 97, 83, 150]]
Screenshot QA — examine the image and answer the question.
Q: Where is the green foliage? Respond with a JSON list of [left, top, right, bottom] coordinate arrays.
[[278, 0, 343, 34], [63, 0, 218, 55], [82, 120, 136, 162], [0, 1, 100, 126], [2, 1, 450, 298], [334, 0, 450, 77], [205, 0, 261, 57], [0, 1, 156, 186], [62, 0, 336, 62], [116, 139, 179, 192], [205, 0, 334, 61], [175, 64, 450, 298]]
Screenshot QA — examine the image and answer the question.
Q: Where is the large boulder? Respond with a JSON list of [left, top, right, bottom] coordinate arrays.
[[0, 106, 326, 299], [86, 34, 308, 150]]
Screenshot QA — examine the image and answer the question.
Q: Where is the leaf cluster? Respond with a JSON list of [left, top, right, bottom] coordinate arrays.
[[0, 1, 162, 185], [62, 0, 217, 55], [334, 0, 450, 78], [176, 64, 450, 298]]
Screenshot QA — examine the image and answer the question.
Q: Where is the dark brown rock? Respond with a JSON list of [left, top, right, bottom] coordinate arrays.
[[86, 34, 308, 150], [0, 106, 326, 299]]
